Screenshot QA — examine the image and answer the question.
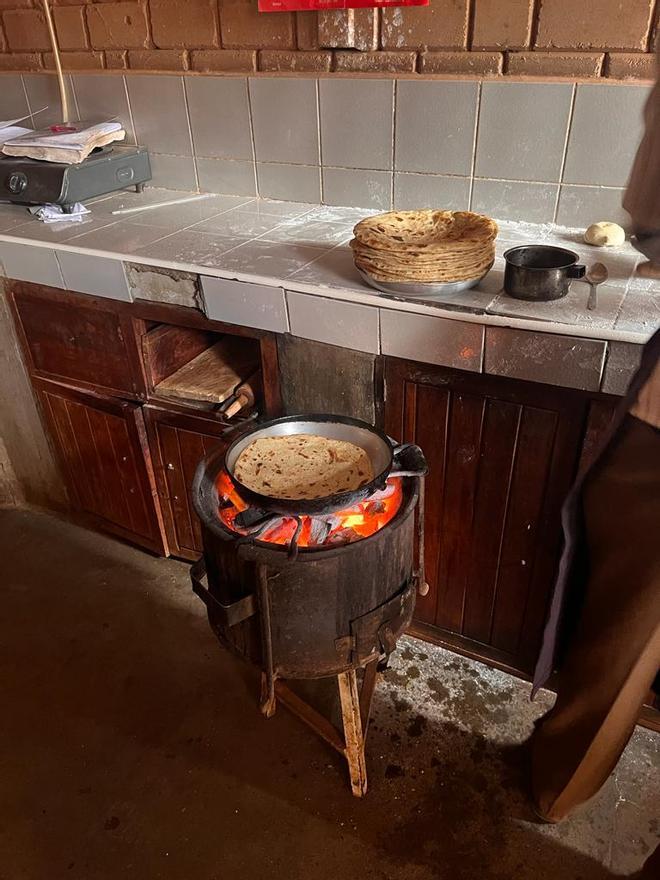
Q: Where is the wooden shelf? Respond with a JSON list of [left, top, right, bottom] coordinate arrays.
[[154, 336, 259, 405]]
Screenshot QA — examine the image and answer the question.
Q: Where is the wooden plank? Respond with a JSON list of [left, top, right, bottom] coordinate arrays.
[[435, 391, 486, 634], [176, 428, 208, 553], [86, 406, 132, 530], [66, 397, 112, 523], [337, 670, 368, 797], [158, 424, 196, 554], [489, 406, 559, 658], [105, 411, 153, 539], [142, 324, 216, 388], [40, 391, 83, 509], [408, 381, 449, 625], [462, 399, 521, 645], [155, 337, 259, 404]]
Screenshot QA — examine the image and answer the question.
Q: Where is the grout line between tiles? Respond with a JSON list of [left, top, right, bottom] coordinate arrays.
[[245, 77, 260, 198], [315, 78, 324, 204], [390, 79, 396, 210], [468, 81, 482, 211], [180, 75, 200, 193], [553, 82, 577, 223], [283, 286, 292, 332]]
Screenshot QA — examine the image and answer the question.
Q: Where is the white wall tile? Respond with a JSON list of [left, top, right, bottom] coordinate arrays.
[[380, 309, 483, 371], [56, 250, 130, 301], [286, 291, 379, 354], [201, 276, 288, 332], [0, 241, 63, 288]]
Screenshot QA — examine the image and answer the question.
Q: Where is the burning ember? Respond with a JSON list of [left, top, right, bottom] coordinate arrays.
[[216, 471, 403, 548]]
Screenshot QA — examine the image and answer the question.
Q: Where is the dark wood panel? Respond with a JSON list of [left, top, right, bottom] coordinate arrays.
[[144, 407, 228, 560], [142, 324, 216, 388], [10, 288, 143, 398], [434, 391, 485, 634], [408, 382, 449, 624], [490, 406, 558, 657], [462, 399, 521, 645], [385, 357, 587, 676], [35, 379, 167, 554]]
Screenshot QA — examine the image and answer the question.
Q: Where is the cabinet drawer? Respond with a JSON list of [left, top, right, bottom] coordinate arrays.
[[11, 288, 142, 397]]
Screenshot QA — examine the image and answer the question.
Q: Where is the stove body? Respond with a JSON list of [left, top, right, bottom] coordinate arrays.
[[193, 475, 419, 680], [190, 436, 426, 796], [0, 145, 151, 209]]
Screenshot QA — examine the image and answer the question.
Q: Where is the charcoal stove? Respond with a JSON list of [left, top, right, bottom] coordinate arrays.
[[190, 414, 428, 796]]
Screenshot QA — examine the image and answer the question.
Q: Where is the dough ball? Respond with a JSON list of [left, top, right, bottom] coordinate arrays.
[[584, 222, 625, 247]]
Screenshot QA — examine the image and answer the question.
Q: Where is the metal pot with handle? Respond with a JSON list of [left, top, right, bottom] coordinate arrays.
[[503, 245, 586, 301]]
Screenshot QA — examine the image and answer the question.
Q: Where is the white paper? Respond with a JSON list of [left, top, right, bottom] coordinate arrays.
[[30, 202, 91, 223]]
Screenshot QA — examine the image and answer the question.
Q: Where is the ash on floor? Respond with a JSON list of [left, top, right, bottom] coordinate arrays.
[[1, 508, 657, 880]]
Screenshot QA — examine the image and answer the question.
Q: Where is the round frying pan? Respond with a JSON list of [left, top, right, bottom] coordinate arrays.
[[209, 413, 427, 517]]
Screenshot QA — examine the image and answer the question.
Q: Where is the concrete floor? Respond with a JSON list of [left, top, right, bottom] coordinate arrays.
[[1, 509, 658, 880]]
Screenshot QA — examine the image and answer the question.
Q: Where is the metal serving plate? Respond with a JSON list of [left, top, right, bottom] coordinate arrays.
[[357, 265, 492, 298]]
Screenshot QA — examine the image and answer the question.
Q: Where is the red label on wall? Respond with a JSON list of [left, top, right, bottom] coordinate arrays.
[[259, 0, 428, 10]]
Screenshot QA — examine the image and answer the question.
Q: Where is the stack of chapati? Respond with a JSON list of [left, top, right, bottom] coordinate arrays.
[[350, 209, 498, 283]]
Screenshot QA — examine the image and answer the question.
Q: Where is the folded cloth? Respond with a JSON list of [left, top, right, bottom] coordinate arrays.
[[29, 203, 90, 223]]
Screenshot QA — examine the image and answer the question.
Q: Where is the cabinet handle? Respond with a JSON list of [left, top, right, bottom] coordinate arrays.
[[166, 463, 174, 471]]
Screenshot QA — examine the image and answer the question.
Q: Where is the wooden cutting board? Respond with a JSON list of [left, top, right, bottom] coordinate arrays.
[[155, 336, 258, 404]]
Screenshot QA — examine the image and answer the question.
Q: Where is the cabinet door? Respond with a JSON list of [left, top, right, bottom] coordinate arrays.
[[10, 286, 144, 398], [36, 379, 167, 554], [385, 359, 587, 677], [144, 407, 228, 560]]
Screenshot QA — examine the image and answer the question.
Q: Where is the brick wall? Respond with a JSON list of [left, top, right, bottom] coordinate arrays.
[[0, 1, 657, 80]]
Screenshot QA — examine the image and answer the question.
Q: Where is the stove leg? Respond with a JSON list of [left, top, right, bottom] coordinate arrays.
[[256, 565, 277, 718], [337, 669, 368, 798], [260, 672, 277, 718]]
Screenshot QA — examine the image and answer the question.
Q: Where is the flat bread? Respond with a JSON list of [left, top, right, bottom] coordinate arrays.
[[353, 210, 497, 253], [351, 209, 497, 285], [233, 434, 375, 500]]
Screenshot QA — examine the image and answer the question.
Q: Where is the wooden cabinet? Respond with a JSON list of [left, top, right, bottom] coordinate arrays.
[[145, 407, 228, 560], [11, 287, 145, 399], [385, 358, 589, 677], [7, 282, 280, 560], [36, 379, 167, 554]]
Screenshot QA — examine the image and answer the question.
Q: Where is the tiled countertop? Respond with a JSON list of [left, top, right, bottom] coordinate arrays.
[[0, 190, 658, 394], [0, 190, 657, 341]]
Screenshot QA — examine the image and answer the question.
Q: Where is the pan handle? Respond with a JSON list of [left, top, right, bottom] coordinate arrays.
[[390, 442, 428, 478]]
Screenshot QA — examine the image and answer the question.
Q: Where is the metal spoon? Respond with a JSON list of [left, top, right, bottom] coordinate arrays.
[[585, 262, 608, 311]]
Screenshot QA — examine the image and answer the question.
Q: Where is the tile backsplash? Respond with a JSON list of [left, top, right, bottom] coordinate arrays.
[[0, 72, 650, 227]]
